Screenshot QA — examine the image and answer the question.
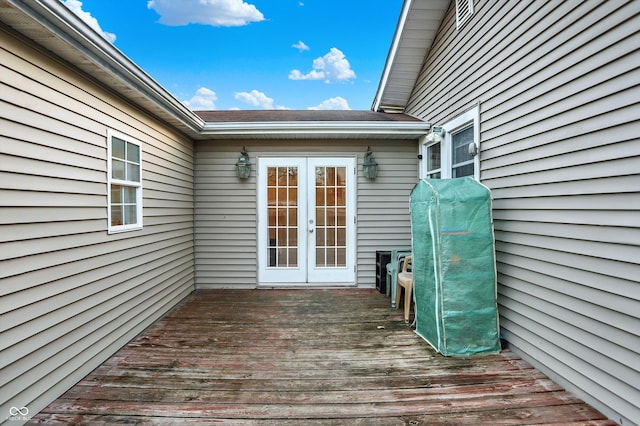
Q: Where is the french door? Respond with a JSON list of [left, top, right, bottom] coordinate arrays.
[[257, 157, 356, 285]]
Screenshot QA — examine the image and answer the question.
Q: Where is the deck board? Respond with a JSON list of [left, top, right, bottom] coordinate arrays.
[[29, 289, 615, 425]]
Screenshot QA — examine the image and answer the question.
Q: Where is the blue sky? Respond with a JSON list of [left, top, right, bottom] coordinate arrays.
[[63, 0, 403, 111]]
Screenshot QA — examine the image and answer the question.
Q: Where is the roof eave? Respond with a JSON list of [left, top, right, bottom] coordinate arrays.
[[199, 121, 431, 140], [0, 0, 205, 136], [372, 0, 414, 113], [372, 0, 449, 113]]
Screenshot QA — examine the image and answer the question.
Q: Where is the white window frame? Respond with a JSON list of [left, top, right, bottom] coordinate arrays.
[[107, 130, 143, 233], [421, 105, 480, 181]]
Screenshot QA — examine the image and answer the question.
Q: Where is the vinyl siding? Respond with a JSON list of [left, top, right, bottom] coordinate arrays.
[[195, 140, 417, 288], [404, 0, 639, 424], [0, 27, 195, 420]]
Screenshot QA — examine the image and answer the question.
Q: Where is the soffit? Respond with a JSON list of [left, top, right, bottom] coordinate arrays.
[[373, 0, 449, 113]]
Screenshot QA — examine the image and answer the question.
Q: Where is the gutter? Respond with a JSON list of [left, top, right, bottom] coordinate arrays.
[[200, 120, 431, 139]]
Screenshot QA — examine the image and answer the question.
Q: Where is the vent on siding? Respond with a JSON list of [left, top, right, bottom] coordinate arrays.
[[456, 0, 474, 29]]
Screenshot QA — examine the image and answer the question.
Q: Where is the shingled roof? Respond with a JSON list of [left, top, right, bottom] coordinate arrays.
[[194, 110, 422, 123]]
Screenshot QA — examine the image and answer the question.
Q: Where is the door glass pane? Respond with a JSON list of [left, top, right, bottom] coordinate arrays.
[[336, 167, 346, 186], [268, 207, 276, 226], [327, 228, 336, 245], [278, 188, 288, 206], [268, 168, 277, 186], [316, 249, 325, 267], [288, 167, 298, 186], [278, 167, 288, 185], [266, 166, 298, 268], [315, 167, 325, 186], [336, 207, 346, 226], [327, 188, 336, 206], [277, 208, 287, 226], [327, 208, 336, 226], [327, 248, 336, 266], [288, 248, 297, 266], [316, 207, 325, 226], [327, 167, 336, 185], [315, 166, 347, 268], [288, 209, 297, 226], [289, 188, 298, 206], [316, 188, 325, 206]]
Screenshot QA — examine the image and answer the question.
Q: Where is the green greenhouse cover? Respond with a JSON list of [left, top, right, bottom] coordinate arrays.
[[410, 177, 500, 356]]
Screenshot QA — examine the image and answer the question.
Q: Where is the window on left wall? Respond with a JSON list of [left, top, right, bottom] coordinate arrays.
[[107, 130, 142, 233]]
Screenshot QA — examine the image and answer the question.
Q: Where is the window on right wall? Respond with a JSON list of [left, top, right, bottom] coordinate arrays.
[[422, 105, 480, 181]]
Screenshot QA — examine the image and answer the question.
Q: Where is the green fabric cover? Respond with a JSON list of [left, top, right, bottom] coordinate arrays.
[[410, 177, 500, 356]]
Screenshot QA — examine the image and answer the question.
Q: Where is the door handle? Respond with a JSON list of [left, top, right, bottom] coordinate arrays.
[[309, 228, 314, 233]]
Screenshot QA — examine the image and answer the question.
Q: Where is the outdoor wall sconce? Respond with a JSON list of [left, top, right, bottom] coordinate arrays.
[[363, 146, 378, 179], [235, 146, 251, 179]]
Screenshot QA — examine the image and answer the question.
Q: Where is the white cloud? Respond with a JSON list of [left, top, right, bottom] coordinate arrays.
[[63, 0, 116, 43], [292, 41, 309, 52], [308, 96, 351, 110], [182, 87, 218, 110], [288, 69, 324, 80], [147, 0, 264, 27], [235, 90, 290, 110], [289, 48, 356, 83], [235, 90, 274, 109]]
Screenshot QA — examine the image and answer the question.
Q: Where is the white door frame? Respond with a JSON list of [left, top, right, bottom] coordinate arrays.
[[257, 157, 356, 286]]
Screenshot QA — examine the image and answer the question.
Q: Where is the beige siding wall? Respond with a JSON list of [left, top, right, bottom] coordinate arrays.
[[195, 139, 417, 288], [404, 1, 639, 423], [0, 28, 195, 419]]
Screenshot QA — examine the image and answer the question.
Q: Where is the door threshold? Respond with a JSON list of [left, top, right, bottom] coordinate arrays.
[[258, 282, 357, 289]]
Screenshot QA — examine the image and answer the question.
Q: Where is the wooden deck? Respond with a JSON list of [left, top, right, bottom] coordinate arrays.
[[30, 289, 615, 425]]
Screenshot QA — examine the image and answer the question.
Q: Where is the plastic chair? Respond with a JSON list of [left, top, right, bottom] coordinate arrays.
[[396, 256, 413, 323], [386, 248, 411, 307]]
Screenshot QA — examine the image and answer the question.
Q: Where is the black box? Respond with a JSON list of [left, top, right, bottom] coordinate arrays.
[[375, 251, 391, 294]]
